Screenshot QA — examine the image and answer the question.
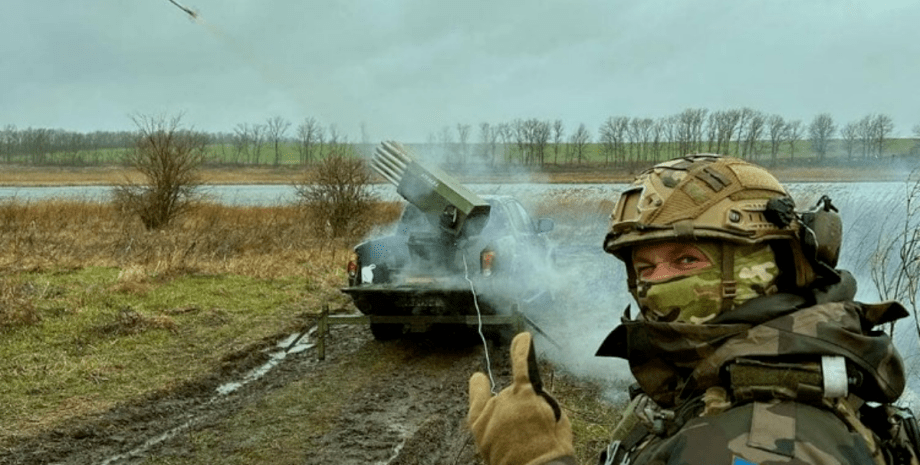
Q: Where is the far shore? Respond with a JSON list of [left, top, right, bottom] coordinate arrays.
[[0, 162, 913, 187]]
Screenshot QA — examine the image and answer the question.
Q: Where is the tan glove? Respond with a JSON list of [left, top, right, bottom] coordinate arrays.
[[468, 332, 576, 465]]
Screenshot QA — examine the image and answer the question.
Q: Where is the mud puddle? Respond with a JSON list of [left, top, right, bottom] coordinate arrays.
[[1, 321, 494, 465]]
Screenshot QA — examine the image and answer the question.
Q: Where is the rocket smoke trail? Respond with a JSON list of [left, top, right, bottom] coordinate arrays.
[[166, 0, 198, 19]]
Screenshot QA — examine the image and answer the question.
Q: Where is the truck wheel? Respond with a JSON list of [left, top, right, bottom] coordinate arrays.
[[370, 323, 404, 340]]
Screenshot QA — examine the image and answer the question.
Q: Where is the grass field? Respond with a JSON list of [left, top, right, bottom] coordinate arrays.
[[0, 199, 401, 441], [3, 136, 918, 174]]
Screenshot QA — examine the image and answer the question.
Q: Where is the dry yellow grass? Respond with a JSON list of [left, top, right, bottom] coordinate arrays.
[[0, 199, 403, 278], [0, 165, 303, 186], [0, 161, 906, 188]]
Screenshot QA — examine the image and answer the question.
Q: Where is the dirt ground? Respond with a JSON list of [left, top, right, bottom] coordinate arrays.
[[0, 182, 631, 465], [0, 323, 521, 465]]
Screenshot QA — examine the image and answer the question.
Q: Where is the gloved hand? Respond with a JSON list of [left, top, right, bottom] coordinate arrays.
[[468, 332, 575, 465]]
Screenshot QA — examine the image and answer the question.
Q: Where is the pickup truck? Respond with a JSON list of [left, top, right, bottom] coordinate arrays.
[[342, 194, 555, 340]]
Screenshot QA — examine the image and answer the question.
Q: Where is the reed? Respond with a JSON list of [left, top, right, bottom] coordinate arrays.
[[0, 199, 403, 277]]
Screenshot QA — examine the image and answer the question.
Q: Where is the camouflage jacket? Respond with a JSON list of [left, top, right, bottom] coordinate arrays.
[[596, 278, 908, 464]]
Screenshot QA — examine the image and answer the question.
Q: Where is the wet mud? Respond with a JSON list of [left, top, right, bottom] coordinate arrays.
[[0, 324, 505, 465]]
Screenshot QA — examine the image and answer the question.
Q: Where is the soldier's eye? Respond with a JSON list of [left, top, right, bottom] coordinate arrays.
[[635, 263, 654, 277]]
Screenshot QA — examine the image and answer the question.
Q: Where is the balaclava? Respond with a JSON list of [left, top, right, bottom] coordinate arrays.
[[635, 242, 779, 324]]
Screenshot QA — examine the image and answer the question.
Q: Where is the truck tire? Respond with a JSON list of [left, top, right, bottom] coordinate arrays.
[[370, 323, 404, 341]]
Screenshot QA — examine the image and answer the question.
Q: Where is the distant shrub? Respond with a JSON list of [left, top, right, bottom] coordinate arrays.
[[112, 114, 207, 230], [293, 148, 377, 240]]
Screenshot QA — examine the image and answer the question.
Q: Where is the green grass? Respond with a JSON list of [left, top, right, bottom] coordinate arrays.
[[15, 137, 920, 169], [0, 267, 314, 445]]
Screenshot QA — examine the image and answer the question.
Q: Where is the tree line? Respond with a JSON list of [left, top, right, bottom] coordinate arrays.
[[2, 108, 919, 167], [441, 109, 917, 167]]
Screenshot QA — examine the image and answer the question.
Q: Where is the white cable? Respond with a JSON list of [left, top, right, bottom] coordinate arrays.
[[464, 254, 497, 394]]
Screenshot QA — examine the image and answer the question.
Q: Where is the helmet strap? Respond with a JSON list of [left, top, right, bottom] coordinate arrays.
[[720, 242, 737, 313], [626, 258, 639, 299]]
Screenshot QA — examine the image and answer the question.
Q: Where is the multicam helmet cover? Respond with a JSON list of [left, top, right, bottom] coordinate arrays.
[[605, 155, 818, 310]]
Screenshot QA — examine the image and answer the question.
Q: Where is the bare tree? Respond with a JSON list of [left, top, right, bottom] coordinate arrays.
[[871, 169, 920, 338], [625, 117, 642, 162], [716, 110, 742, 157], [22, 127, 51, 164], [706, 112, 719, 153], [552, 120, 564, 165], [456, 123, 471, 166], [251, 124, 266, 165], [327, 124, 346, 156], [735, 108, 754, 158], [600, 116, 629, 164], [599, 117, 617, 166], [871, 114, 895, 158], [1, 124, 16, 163], [808, 113, 836, 162], [495, 122, 513, 165], [767, 115, 787, 165], [675, 108, 706, 157], [113, 113, 208, 230], [479, 122, 499, 165], [841, 121, 859, 160], [633, 118, 655, 162], [857, 115, 873, 159], [569, 123, 591, 164], [293, 146, 376, 240], [743, 111, 766, 161], [527, 119, 551, 166], [785, 120, 803, 162], [659, 116, 678, 159], [650, 119, 666, 161], [232, 123, 252, 164], [266, 116, 291, 166], [690, 109, 708, 153], [511, 120, 528, 164], [296, 117, 324, 165]]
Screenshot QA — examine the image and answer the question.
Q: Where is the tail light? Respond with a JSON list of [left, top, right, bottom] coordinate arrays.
[[347, 252, 359, 279], [480, 248, 495, 277]]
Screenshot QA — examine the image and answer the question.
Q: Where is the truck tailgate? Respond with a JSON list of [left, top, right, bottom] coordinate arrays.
[[341, 285, 480, 316]]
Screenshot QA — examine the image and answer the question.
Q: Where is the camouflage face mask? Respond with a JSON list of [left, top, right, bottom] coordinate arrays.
[[636, 243, 779, 324]]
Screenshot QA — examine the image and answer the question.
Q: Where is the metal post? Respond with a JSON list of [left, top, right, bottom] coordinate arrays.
[[317, 305, 328, 360]]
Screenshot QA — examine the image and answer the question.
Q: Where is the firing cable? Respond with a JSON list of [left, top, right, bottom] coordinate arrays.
[[464, 254, 497, 394]]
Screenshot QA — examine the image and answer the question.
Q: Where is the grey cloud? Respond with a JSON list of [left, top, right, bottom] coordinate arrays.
[[1, 0, 918, 139]]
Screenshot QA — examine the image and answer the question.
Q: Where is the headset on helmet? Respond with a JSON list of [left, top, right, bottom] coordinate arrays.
[[603, 154, 841, 305]]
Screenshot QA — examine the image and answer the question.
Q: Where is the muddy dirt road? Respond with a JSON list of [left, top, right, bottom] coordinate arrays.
[[1, 322, 517, 465]]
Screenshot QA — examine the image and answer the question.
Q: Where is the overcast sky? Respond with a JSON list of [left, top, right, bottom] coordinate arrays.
[[2, 0, 918, 143]]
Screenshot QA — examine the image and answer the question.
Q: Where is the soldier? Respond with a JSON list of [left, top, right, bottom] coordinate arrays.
[[468, 154, 917, 465]]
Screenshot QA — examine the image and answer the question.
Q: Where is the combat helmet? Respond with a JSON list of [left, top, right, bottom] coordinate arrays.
[[604, 154, 841, 305]]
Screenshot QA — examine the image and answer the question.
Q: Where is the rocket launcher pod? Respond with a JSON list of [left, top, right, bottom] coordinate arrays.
[[372, 141, 491, 237]]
